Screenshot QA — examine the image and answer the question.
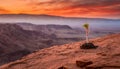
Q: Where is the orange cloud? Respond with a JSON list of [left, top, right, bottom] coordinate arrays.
[[0, 7, 10, 14], [0, 0, 120, 19]]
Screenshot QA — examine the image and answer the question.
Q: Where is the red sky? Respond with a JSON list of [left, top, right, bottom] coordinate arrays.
[[0, 0, 120, 19]]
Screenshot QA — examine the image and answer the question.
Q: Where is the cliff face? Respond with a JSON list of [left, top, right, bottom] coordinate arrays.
[[17, 23, 79, 37], [0, 23, 54, 51], [17, 23, 84, 44], [0, 33, 120, 69], [0, 24, 55, 65]]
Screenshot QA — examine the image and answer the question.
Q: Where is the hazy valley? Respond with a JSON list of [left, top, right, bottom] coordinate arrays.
[[0, 14, 119, 68]]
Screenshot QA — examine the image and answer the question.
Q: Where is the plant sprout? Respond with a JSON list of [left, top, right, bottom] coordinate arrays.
[[83, 23, 89, 43]]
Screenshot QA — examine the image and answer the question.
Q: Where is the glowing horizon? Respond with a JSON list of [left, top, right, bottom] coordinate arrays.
[[0, 0, 120, 19]]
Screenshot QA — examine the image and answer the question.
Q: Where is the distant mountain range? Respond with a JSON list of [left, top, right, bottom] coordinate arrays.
[[0, 14, 120, 24], [0, 14, 120, 31], [0, 14, 120, 20]]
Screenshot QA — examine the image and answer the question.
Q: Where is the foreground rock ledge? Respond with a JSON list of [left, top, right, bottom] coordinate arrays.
[[0, 33, 120, 69]]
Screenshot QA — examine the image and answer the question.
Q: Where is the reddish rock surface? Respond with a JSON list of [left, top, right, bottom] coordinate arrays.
[[0, 33, 120, 69]]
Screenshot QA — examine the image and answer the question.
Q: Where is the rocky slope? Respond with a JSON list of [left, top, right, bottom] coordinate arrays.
[[0, 33, 120, 69]]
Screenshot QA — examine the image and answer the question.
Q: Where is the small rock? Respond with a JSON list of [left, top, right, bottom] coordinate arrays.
[[58, 66, 67, 69], [96, 52, 107, 56], [76, 60, 93, 67], [86, 66, 103, 69]]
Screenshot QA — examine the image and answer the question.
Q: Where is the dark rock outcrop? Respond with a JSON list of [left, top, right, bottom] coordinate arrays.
[[80, 43, 98, 49], [58, 66, 67, 69]]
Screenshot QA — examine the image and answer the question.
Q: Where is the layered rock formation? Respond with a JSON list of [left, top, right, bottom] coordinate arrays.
[[0, 24, 54, 65]]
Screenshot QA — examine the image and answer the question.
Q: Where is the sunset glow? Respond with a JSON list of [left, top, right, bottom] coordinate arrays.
[[0, 0, 120, 19]]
